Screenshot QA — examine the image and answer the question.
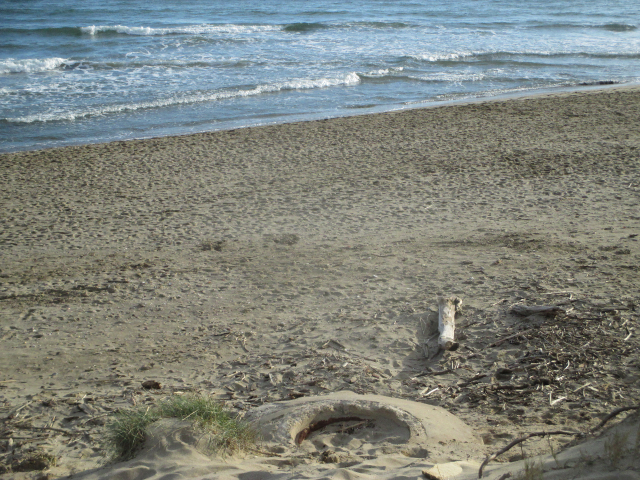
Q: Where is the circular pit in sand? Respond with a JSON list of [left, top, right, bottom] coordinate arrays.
[[243, 391, 484, 461]]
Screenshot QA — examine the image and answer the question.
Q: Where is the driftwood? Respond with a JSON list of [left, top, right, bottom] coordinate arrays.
[[437, 296, 461, 351], [589, 404, 640, 434], [510, 304, 565, 316], [478, 430, 579, 478], [479, 404, 640, 477]]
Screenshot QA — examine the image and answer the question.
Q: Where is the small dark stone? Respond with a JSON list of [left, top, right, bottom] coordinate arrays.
[[141, 380, 162, 390]]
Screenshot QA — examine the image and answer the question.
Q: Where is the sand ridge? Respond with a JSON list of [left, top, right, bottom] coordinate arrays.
[[1, 86, 640, 478]]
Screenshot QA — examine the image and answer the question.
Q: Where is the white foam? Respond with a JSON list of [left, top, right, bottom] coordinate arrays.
[[0, 57, 67, 74], [411, 52, 474, 62], [6, 73, 361, 123], [80, 24, 280, 36], [365, 67, 404, 76], [415, 71, 488, 82]]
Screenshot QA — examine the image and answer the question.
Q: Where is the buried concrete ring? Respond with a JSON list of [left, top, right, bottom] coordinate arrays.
[[243, 391, 484, 461]]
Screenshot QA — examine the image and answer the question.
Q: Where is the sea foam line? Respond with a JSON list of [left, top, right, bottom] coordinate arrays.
[[529, 22, 637, 32], [5, 73, 361, 123], [408, 50, 640, 63], [80, 24, 280, 36]]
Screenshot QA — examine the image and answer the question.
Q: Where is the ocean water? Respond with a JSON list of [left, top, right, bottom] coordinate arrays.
[[1, 0, 639, 153]]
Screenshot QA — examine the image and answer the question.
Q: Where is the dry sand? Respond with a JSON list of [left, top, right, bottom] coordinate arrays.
[[1, 85, 640, 479]]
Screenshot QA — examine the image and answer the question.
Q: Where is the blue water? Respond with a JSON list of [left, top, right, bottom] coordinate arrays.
[[1, 0, 639, 152]]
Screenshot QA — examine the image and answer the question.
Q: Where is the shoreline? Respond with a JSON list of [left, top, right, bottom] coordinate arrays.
[[1, 85, 640, 479], [3, 81, 639, 156]]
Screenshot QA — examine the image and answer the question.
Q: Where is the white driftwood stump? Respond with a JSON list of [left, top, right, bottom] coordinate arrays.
[[437, 296, 461, 351]]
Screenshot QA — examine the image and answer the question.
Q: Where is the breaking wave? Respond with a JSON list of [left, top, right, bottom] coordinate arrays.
[[0, 57, 67, 74], [5, 73, 361, 123]]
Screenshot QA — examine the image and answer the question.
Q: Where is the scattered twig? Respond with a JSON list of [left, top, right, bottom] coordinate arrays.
[[211, 330, 231, 337], [573, 382, 591, 393], [458, 320, 479, 329], [490, 384, 531, 391], [10, 423, 76, 436], [3, 401, 32, 420], [420, 387, 440, 397], [79, 412, 111, 426], [510, 305, 565, 316], [247, 447, 283, 457], [416, 368, 454, 377], [488, 328, 535, 348], [322, 339, 347, 351], [458, 373, 488, 388]]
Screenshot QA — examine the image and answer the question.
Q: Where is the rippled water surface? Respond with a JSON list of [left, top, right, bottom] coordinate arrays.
[[1, 0, 639, 152]]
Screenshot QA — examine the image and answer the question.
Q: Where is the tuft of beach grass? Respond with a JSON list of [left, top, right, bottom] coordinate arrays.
[[105, 394, 256, 461], [604, 430, 630, 468], [514, 458, 544, 480]]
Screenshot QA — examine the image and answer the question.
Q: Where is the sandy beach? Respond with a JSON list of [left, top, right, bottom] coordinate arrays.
[[1, 86, 640, 479]]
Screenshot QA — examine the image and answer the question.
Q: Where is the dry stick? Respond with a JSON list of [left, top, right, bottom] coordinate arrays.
[[247, 446, 282, 457], [3, 400, 32, 420], [572, 382, 591, 393], [211, 330, 231, 337], [479, 404, 640, 478], [458, 373, 488, 388], [415, 368, 454, 377], [419, 387, 440, 397], [510, 305, 565, 316], [478, 430, 578, 478], [79, 412, 111, 426], [589, 405, 640, 434]]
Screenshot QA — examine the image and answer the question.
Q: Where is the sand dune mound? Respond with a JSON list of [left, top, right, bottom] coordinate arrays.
[[73, 392, 485, 480], [71, 399, 640, 480]]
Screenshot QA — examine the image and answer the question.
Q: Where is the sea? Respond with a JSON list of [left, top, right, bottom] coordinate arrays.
[[1, 0, 639, 153]]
